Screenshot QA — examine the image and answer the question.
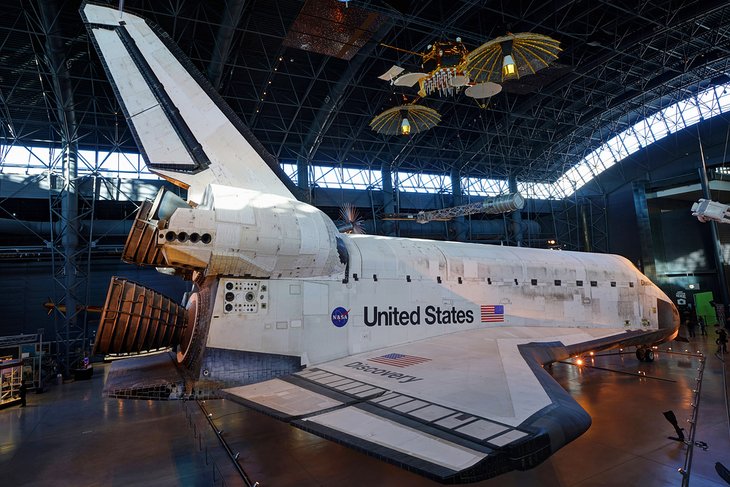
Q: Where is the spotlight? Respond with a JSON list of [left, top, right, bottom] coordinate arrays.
[[400, 117, 411, 135], [502, 53, 517, 81]]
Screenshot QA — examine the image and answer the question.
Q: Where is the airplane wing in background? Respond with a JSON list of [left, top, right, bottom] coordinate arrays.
[[224, 325, 666, 484]]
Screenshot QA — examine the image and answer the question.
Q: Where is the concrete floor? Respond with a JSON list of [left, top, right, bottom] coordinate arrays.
[[0, 366, 239, 486], [1, 330, 728, 486]]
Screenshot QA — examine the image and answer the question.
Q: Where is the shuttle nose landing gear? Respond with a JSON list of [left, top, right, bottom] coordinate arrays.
[[636, 346, 655, 362]]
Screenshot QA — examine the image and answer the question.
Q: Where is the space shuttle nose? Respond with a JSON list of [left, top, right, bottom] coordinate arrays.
[[94, 277, 193, 357], [656, 297, 681, 341]]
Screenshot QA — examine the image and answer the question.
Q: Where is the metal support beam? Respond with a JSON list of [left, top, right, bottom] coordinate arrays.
[[697, 132, 730, 307], [580, 203, 592, 252], [37, 0, 85, 376], [632, 181, 656, 280], [450, 168, 466, 241], [207, 0, 247, 91], [297, 159, 309, 193], [509, 175, 523, 246], [381, 163, 395, 236], [582, 196, 609, 253]]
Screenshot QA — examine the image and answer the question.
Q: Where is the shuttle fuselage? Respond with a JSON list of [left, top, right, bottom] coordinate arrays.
[[199, 230, 674, 376], [143, 183, 676, 378]]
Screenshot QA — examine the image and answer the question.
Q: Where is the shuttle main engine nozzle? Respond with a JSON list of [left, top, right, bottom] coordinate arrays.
[[94, 277, 194, 360]]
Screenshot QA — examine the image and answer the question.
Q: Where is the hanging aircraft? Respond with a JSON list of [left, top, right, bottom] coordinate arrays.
[[81, 3, 679, 483]]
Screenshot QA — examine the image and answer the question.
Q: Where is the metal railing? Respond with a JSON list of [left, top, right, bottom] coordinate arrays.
[[720, 349, 729, 471], [181, 398, 239, 487], [0, 333, 40, 347], [198, 400, 257, 487], [678, 352, 706, 487], [588, 347, 708, 486]]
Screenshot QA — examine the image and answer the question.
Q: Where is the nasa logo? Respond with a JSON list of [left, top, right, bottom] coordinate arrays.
[[331, 307, 350, 328]]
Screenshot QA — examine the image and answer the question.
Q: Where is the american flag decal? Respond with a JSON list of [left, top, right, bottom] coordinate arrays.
[[367, 353, 431, 368], [481, 305, 505, 323]]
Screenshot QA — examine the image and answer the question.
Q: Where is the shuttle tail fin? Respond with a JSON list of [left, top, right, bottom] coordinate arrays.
[[81, 2, 297, 203]]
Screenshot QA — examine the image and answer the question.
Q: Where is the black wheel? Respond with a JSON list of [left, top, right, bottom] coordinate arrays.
[[645, 349, 655, 362], [636, 348, 647, 361]]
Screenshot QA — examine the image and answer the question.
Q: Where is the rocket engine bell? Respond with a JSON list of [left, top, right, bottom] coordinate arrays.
[[94, 277, 191, 356]]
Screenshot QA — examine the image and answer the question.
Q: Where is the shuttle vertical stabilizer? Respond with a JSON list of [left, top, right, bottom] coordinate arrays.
[[81, 3, 295, 203]]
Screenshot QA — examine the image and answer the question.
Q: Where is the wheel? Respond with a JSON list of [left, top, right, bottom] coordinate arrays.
[[644, 349, 655, 362], [636, 348, 647, 362]]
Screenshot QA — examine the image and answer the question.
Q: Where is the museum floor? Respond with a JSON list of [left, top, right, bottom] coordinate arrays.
[[1, 330, 728, 487]]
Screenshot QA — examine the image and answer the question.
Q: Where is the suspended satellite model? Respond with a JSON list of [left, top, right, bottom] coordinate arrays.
[[380, 33, 561, 97], [372, 33, 561, 135]]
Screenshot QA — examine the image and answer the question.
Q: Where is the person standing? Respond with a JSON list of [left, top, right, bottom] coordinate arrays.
[[19, 379, 27, 408], [717, 328, 728, 354], [687, 314, 697, 338], [699, 316, 708, 336]]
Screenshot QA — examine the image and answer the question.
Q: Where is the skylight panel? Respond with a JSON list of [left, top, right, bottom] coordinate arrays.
[[660, 103, 685, 134], [697, 87, 720, 118], [280, 162, 298, 184], [632, 118, 656, 147], [716, 85, 730, 113], [677, 98, 701, 126], [605, 135, 628, 161], [462, 177, 508, 196], [396, 171, 451, 193], [619, 127, 642, 154]]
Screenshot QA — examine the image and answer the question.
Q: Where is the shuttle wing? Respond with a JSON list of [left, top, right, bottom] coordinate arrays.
[[224, 325, 668, 483]]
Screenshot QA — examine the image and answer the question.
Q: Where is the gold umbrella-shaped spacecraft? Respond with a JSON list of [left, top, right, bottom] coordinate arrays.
[[464, 32, 562, 84], [369, 103, 441, 136]]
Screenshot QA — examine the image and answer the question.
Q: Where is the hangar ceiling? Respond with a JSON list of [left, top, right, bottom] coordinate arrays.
[[1, 0, 730, 185]]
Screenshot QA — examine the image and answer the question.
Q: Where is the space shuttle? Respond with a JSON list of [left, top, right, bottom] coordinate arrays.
[[81, 3, 679, 483]]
